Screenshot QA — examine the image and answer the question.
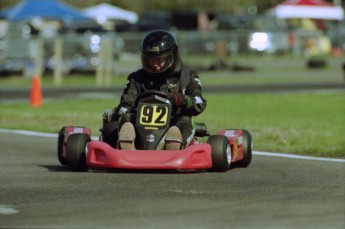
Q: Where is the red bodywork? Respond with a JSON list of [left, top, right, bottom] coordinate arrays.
[[62, 127, 246, 170], [86, 141, 212, 170]]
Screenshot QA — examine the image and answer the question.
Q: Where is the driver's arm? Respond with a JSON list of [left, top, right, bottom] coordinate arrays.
[[183, 73, 207, 116], [116, 74, 139, 116]]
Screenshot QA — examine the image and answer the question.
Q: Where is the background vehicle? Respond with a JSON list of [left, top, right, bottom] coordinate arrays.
[[247, 15, 291, 54]]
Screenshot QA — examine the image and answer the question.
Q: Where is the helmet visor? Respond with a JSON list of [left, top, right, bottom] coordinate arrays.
[[141, 52, 175, 73]]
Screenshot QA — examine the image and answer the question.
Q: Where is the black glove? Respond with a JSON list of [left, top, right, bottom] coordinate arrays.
[[169, 92, 188, 108]]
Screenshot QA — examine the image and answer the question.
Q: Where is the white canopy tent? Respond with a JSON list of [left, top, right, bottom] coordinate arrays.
[[82, 3, 138, 24], [270, 0, 344, 20]]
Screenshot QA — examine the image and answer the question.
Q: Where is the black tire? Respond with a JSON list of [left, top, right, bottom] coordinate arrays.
[[66, 133, 90, 172], [207, 135, 231, 172], [57, 127, 67, 165], [237, 130, 252, 167]]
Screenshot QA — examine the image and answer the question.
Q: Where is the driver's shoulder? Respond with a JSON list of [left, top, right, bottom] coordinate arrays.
[[128, 69, 146, 83]]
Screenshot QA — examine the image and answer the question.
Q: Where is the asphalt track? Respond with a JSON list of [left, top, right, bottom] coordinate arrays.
[[0, 131, 344, 229]]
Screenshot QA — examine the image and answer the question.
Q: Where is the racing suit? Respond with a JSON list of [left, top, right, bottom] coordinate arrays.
[[116, 58, 207, 146]]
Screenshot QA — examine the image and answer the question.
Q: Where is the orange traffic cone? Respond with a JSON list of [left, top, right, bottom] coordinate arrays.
[[29, 75, 43, 107]]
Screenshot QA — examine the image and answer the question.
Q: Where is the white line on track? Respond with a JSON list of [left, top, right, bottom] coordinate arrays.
[[1, 128, 344, 163], [0, 128, 57, 138], [254, 151, 345, 163], [0, 205, 19, 215]]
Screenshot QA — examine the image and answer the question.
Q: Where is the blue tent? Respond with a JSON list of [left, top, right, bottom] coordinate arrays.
[[0, 0, 90, 23], [0, 6, 12, 19]]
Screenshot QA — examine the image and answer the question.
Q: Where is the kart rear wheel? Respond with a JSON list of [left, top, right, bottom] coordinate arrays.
[[57, 127, 67, 165], [207, 135, 231, 172], [237, 130, 252, 167], [66, 133, 90, 172]]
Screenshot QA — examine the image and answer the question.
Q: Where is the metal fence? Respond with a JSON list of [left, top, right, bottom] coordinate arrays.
[[0, 21, 338, 77]]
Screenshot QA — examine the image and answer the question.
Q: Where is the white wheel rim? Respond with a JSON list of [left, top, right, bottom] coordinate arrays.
[[226, 144, 232, 164], [85, 143, 88, 156]]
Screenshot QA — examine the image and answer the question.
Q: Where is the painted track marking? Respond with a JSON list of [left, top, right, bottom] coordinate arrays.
[[0, 205, 19, 215]]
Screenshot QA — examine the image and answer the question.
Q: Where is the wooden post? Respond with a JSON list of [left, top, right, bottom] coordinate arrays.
[[104, 36, 113, 85], [34, 37, 43, 78], [96, 38, 105, 87], [53, 35, 63, 86], [214, 40, 227, 59]]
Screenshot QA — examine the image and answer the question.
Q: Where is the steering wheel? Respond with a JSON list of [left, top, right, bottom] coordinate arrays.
[[134, 90, 169, 106]]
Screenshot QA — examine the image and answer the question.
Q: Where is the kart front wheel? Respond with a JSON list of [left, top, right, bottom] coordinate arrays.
[[207, 135, 231, 172], [66, 133, 90, 172]]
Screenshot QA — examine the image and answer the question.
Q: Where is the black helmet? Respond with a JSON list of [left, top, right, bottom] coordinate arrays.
[[140, 30, 179, 74]]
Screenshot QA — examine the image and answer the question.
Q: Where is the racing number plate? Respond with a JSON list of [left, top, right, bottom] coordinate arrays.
[[139, 104, 168, 128]]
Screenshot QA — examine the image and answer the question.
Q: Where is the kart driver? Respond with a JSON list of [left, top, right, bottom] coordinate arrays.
[[104, 30, 207, 150]]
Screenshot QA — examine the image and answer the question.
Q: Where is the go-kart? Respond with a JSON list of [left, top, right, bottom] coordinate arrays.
[[57, 91, 252, 172]]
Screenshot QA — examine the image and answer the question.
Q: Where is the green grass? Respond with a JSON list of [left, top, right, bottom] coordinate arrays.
[[201, 92, 345, 158], [0, 92, 344, 158], [0, 55, 344, 88], [189, 55, 345, 85]]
